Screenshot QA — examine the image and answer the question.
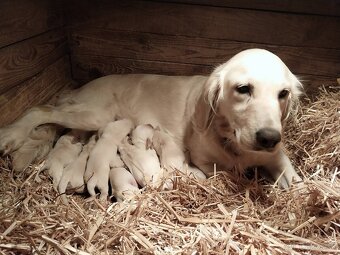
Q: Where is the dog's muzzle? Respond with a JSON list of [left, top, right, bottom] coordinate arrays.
[[256, 128, 281, 150]]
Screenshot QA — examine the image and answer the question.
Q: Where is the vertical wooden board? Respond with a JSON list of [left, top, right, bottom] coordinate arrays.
[[65, 0, 340, 48], [69, 28, 340, 77], [0, 0, 64, 48], [0, 29, 67, 94], [0, 57, 74, 127]]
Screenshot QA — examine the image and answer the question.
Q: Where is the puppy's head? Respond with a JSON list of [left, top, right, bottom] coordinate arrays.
[[131, 124, 155, 147], [193, 49, 302, 153]]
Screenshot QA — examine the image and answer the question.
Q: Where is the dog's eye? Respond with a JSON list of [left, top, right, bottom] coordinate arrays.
[[278, 89, 289, 99], [236, 85, 251, 95]]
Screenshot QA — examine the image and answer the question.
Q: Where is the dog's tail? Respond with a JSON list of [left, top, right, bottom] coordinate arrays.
[[12, 124, 62, 172]]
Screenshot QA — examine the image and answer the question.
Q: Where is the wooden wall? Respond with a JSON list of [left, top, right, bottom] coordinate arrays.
[[0, 0, 339, 128], [0, 0, 74, 126], [65, 0, 340, 93]]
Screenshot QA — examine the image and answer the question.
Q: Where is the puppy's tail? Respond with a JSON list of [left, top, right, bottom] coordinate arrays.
[[12, 124, 62, 172]]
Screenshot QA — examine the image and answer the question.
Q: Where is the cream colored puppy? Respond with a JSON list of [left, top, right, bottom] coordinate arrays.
[[42, 132, 82, 190], [119, 124, 162, 188], [84, 119, 134, 200], [109, 166, 140, 202], [58, 134, 97, 200]]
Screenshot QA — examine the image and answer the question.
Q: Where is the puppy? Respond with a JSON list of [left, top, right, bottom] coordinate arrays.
[[42, 131, 82, 191], [58, 134, 97, 203], [119, 124, 163, 188], [109, 166, 140, 202], [84, 119, 134, 201]]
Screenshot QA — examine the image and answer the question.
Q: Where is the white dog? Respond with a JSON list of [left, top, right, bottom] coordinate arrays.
[[119, 124, 163, 187], [58, 134, 97, 201], [84, 119, 134, 200], [0, 49, 302, 188], [42, 132, 83, 190], [109, 166, 140, 202]]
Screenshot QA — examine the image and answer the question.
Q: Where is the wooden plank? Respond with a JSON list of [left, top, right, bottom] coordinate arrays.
[[71, 54, 338, 96], [65, 0, 340, 49], [154, 0, 340, 17], [0, 29, 67, 94], [71, 54, 213, 82], [69, 28, 340, 78], [0, 0, 64, 48], [0, 57, 74, 127]]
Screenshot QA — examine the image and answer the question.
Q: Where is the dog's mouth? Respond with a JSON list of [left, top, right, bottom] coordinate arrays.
[[252, 145, 277, 153], [219, 135, 279, 155]]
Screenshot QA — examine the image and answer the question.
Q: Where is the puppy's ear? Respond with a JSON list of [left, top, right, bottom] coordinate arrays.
[[282, 76, 303, 122], [145, 138, 153, 150], [98, 127, 105, 138], [192, 73, 221, 132]]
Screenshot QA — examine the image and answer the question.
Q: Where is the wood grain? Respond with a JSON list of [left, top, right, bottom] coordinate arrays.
[[0, 0, 64, 48], [0, 57, 74, 127], [0, 29, 67, 94], [155, 0, 340, 16], [71, 54, 213, 82], [71, 54, 338, 95], [69, 28, 340, 78], [65, 0, 340, 49]]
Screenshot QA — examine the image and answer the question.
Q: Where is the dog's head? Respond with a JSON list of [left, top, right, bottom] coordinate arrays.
[[193, 49, 302, 153]]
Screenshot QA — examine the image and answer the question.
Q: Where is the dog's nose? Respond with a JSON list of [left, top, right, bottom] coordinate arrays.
[[256, 128, 281, 149]]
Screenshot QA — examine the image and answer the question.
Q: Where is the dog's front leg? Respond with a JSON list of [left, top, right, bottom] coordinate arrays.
[[264, 148, 302, 188]]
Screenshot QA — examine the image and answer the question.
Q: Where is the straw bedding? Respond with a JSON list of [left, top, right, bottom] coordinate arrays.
[[0, 86, 339, 254]]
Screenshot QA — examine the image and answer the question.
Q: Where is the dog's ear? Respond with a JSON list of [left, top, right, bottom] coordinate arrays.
[[282, 76, 303, 122], [192, 73, 221, 132], [145, 138, 153, 150]]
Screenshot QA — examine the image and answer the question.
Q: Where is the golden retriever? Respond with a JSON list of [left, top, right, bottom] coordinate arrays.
[[0, 49, 302, 188]]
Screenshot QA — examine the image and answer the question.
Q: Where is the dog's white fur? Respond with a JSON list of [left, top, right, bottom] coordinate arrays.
[[0, 49, 302, 188], [84, 119, 134, 200], [119, 124, 163, 187], [152, 128, 206, 189], [42, 132, 82, 190], [152, 128, 186, 171], [58, 134, 97, 202], [12, 125, 58, 172], [109, 167, 140, 202]]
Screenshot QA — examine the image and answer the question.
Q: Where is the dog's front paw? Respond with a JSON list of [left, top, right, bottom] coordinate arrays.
[[0, 125, 29, 154]]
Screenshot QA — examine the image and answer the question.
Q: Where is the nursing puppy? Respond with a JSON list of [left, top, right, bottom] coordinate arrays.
[[84, 119, 134, 200], [109, 166, 140, 202], [58, 134, 97, 202], [42, 132, 83, 190], [0, 49, 302, 188], [119, 124, 163, 188]]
